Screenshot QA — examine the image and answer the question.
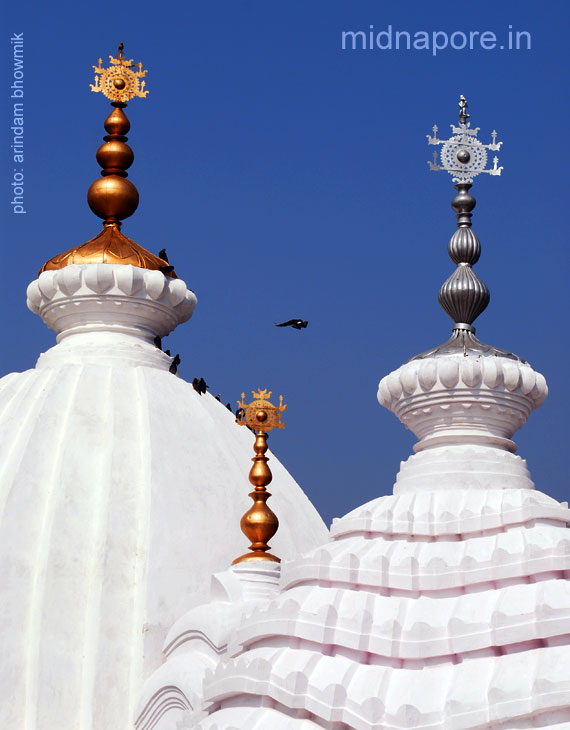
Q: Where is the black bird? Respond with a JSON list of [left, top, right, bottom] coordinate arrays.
[[274, 319, 308, 330], [159, 265, 175, 275], [169, 354, 181, 375], [215, 393, 221, 401], [158, 248, 169, 263], [192, 377, 209, 395], [153, 335, 162, 350], [164, 349, 171, 356], [226, 402, 232, 412], [235, 407, 245, 422]]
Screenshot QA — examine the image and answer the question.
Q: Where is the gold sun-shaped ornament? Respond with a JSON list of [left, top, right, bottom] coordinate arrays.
[[90, 42, 149, 103]]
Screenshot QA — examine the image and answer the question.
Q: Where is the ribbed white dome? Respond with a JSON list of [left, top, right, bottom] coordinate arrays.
[[0, 264, 328, 730]]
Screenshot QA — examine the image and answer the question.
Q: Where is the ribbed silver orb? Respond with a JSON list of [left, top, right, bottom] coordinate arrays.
[[438, 263, 490, 324], [448, 227, 481, 265]]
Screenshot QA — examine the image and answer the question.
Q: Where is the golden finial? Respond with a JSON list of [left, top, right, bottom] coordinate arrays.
[[40, 44, 173, 276], [232, 388, 287, 565], [86, 43, 149, 227], [90, 42, 149, 103]]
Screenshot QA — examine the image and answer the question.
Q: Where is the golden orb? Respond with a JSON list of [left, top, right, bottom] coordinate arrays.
[[96, 140, 134, 172], [113, 77, 126, 90], [103, 106, 130, 136], [256, 410, 268, 423], [87, 175, 139, 221]]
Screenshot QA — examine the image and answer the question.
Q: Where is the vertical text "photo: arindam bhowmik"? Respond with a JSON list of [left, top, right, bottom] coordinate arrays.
[[341, 25, 531, 57]]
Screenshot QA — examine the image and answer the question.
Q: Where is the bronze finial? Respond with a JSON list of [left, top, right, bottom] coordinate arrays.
[[40, 45, 175, 276], [232, 389, 287, 565], [86, 44, 150, 228]]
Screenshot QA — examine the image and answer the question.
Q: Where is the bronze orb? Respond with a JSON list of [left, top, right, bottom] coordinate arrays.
[[96, 141, 134, 172], [87, 175, 139, 221], [103, 107, 130, 136]]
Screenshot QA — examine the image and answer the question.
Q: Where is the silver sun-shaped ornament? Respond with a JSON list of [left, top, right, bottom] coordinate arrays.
[[426, 95, 503, 183]]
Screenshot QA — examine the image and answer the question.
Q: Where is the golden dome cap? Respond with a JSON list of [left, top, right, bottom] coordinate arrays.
[[39, 225, 176, 278], [40, 45, 174, 278]]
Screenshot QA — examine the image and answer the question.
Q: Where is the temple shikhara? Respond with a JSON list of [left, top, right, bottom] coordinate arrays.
[[0, 47, 568, 730]]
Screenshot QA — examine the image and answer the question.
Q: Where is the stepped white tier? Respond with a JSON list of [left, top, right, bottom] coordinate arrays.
[[0, 263, 328, 730], [141, 349, 570, 730]]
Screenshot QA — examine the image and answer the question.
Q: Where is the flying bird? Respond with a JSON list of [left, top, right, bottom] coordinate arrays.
[[274, 319, 308, 330], [169, 354, 181, 375]]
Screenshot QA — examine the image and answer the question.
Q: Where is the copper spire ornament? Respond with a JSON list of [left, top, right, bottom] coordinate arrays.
[[232, 389, 287, 565], [86, 43, 149, 227], [40, 44, 173, 277]]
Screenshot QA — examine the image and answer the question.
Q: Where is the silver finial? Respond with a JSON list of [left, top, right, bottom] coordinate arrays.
[[426, 94, 503, 183], [412, 97, 523, 363], [430, 98, 498, 333]]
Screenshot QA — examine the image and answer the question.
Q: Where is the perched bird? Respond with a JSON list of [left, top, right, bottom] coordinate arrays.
[[153, 335, 162, 350], [215, 394, 221, 401], [226, 403, 232, 412], [169, 354, 181, 375], [274, 319, 308, 330], [158, 248, 169, 263], [235, 407, 245, 422], [192, 377, 209, 395], [164, 349, 171, 356], [159, 265, 175, 275]]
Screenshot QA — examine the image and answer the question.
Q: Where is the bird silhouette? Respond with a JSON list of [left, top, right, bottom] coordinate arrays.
[[274, 319, 308, 330], [159, 265, 175, 275], [192, 377, 208, 395], [169, 354, 181, 375], [153, 335, 162, 350], [226, 403, 232, 412], [158, 248, 169, 263]]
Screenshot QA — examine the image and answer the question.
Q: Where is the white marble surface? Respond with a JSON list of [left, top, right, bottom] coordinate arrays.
[[0, 265, 328, 730], [159, 351, 569, 730]]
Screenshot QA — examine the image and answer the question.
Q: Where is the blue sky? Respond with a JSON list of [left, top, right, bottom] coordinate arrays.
[[2, 1, 568, 526]]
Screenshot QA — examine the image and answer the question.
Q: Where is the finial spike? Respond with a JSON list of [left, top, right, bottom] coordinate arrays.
[[458, 94, 470, 125], [232, 388, 287, 565]]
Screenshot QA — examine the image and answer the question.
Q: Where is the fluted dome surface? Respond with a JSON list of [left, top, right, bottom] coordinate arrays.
[[0, 264, 328, 730]]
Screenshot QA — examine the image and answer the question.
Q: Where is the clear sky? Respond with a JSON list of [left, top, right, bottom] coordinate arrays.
[[2, 0, 568, 526]]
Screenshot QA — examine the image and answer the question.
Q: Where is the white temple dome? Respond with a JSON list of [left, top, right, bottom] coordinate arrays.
[[0, 263, 328, 729], [150, 349, 569, 730]]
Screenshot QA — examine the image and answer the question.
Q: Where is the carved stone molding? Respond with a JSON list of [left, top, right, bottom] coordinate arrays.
[[378, 354, 548, 453], [26, 263, 197, 341]]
